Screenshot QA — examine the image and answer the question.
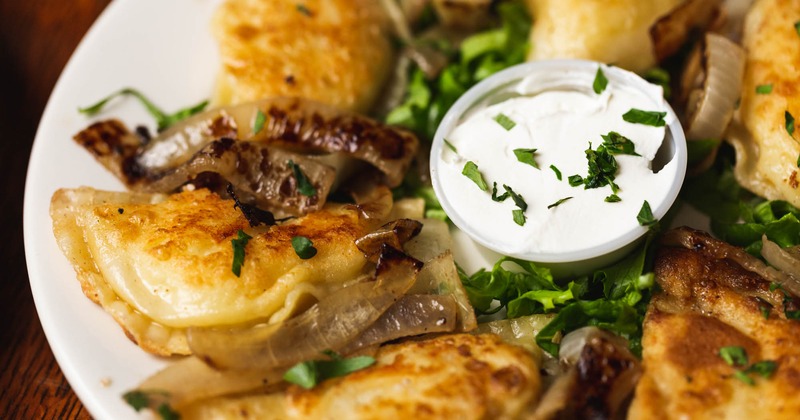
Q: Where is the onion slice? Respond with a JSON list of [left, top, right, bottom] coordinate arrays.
[[355, 218, 424, 263], [534, 327, 641, 419], [132, 356, 284, 410], [761, 236, 800, 296], [684, 33, 746, 141], [187, 245, 421, 370], [341, 294, 457, 354], [650, 0, 723, 62]]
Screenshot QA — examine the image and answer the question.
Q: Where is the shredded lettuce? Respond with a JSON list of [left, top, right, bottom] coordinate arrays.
[[386, 1, 531, 142], [681, 144, 800, 255], [459, 234, 657, 357]]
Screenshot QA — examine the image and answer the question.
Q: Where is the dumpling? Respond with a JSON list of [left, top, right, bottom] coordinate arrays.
[[727, 0, 800, 208], [211, 0, 394, 112], [181, 334, 542, 419], [50, 187, 375, 355], [526, 0, 683, 73]]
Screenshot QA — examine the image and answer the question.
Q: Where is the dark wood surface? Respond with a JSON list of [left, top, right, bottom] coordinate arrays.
[[0, 1, 111, 418]]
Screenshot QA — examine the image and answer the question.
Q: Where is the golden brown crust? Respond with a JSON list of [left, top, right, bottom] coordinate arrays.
[[50, 187, 372, 355], [182, 334, 541, 419], [526, 0, 683, 73], [728, 0, 800, 208], [629, 230, 800, 418], [212, 0, 393, 112]]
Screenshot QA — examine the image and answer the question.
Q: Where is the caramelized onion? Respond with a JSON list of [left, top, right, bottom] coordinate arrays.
[[341, 294, 457, 354], [356, 218, 424, 262], [432, 0, 491, 31], [73, 97, 419, 194], [411, 250, 478, 331], [761, 236, 800, 296], [474, 314, 554, 357], [134, 357, 283, 410], [534, 327, 641, 420], [683, 33, 746, 141], [148, 138, 334, 216], [187, 245, 421, 370], [650, 0, 723, 62]]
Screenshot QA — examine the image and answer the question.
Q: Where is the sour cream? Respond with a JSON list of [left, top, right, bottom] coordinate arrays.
[[431, 61, 684, 261]]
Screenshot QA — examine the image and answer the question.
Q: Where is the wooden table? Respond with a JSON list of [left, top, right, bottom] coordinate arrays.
[[0, 1, 110, 417]]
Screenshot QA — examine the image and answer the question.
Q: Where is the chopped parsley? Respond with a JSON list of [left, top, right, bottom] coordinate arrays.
[[795, 20, 800, 37], [761, 305, 771, 319], [622, 109, 667, 127], [583, 142, 620, 193], [231, 230, 253, 277], [786, 110, 795, 137], [493, 113, 517, 131], [503, 184, 527, 211], [462, 161, 489, 191], [291, 236, 318, 259], [605, 194, 621, 203], [746, 360, 778, 379], [123, 390, 179, 420], [512, 209, 526, 226], [550, 164, 562, 180], [253, 109, 266, 134], [756, 84, 773, 95], [719, 346, 777, 386], [547, 197, 573, 209], [719, 346, 748, 367], [636, 200, 658, 228], [284, 353, 375, 389], [296, 4, 313, 16], [601, 131, 640, 156], [491, 182, 509, 202], [287, 160, 317, 197], [568, 175, 584, 187], [78, 88, 208, 132], [593, 66, 608, 94], [513, 148, 539, 169], [443, 138, 458, 153]]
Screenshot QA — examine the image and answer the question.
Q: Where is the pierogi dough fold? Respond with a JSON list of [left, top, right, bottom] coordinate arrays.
[[50, 187, 372, 355], [728, 0, 800, 208]]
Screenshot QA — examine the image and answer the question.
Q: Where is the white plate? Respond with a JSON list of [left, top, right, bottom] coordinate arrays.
[[23, 1, 221, 418], [23, 1, 710, 419]]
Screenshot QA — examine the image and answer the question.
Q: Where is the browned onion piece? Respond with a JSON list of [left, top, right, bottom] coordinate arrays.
[[145, 97, 417, 186], [683, 33, 745, 142], [432, 0, 491, 31], [356, 218, 424, 262], [411, 250, 477, 332], [134, 356, 284, 410], [74, 97, 418, 189], [187, 245, 422, 370], [650, 0, 722, 62], [761, 236, 800, 296], [145, 138, 334, 217], [473, 313, 554, 361], [341, 294, 457, 354], [349, 184, 395, 230], [534, 327, 641, 420]]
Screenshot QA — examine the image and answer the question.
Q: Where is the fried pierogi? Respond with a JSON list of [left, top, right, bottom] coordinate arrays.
[[526, 0, 683, 73], [182, 334, 541, 420], [212, 0, 393, 112], [629, 228, 800, 418], [50, 187, 374, 355], [728, 0, 800, 209]]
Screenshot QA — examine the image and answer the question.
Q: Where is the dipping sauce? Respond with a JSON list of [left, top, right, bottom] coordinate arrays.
[[432, 63, 682, 258]]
